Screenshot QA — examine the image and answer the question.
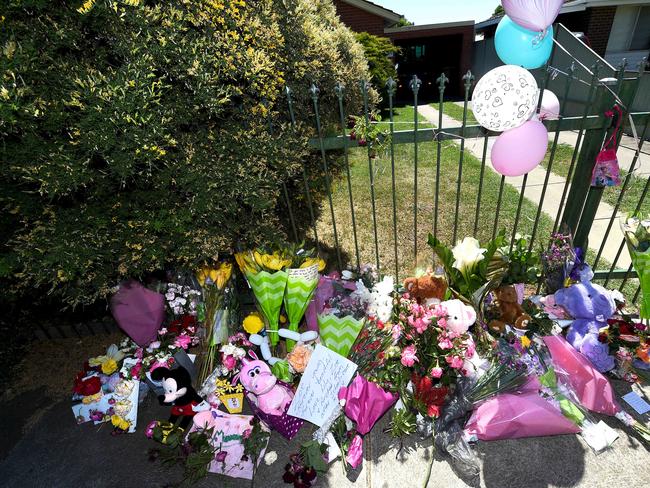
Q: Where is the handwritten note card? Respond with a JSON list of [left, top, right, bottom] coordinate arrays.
[[287, 344, 357, 426]]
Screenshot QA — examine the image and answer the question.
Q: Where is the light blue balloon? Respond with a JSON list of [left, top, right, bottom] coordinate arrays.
[[495, 15, 553, 69]]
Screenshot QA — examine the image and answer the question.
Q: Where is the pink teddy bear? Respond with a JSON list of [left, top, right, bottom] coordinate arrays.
[[232, 351, 293, 417]]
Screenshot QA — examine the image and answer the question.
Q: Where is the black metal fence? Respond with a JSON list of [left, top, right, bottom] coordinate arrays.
[[279, 24, 650, 306]]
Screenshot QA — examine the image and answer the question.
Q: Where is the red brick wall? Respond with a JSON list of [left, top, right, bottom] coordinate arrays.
[[585, 6, 617, 56], [333, 0, 389, 37]]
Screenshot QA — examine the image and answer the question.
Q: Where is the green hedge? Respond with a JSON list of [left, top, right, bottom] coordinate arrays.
[[0, 0, 372, 306]]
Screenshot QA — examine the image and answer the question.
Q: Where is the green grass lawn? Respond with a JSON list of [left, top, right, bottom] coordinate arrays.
[[437, 102, 478, 125], [310, 105, 640, 301], [317, 105, 556, 282]]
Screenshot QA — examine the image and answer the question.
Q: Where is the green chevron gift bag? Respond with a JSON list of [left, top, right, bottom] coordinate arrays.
[[246, 270, 288, 346], [317, 314, 365, 357], [621, 216, 650, 319], [284, 264, 319, 351]]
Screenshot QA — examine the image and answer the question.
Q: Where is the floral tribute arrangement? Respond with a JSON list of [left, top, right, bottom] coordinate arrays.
[[70, 223, 650, 486]]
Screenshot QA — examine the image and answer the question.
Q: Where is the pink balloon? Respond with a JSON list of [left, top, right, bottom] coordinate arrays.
[[539, 89, 560, 120], [502, 0, 563, 32], [491, 119, 548, 177]]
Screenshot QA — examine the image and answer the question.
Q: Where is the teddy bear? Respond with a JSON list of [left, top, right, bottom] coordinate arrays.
[[442, 299, 476, 334], [554, 279, 616, 372], [488, 285, 531, 333], [403, 273, 447, 307]]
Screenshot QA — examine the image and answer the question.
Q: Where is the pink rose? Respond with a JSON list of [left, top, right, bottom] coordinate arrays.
[[432, 303, 447, 318], [465, 340, 476, 358], [391, 323, 403, 341], [174, 334, 192, 350], [223, 355, 237, 371], [401, 345, 418, 367], [446, 355, 464, 369], [430, 366, 444, 378], [438, 337, 453, 350], [130, 363, 142, 379], [242, 429, 252, 439]]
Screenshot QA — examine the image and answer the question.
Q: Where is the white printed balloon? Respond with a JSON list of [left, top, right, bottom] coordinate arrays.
[[471, 65, 539, 132]]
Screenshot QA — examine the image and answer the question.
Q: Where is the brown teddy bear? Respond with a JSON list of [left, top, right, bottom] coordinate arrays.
[[403, 273, 447, 307], [488, 285, 531, 333]]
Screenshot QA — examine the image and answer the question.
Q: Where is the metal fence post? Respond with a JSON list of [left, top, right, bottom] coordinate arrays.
[[561, 82, 612, 248], [572, 66, 641, 249]]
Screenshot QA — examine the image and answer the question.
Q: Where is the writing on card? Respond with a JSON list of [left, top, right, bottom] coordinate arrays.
[[287, 344, 357, 426]]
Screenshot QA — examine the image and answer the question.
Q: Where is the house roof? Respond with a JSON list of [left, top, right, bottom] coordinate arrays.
[[562, 0, 650, 12], [477, 0, 650, 29], [385, 20, 474, 35], [340, 0, 403, 23]]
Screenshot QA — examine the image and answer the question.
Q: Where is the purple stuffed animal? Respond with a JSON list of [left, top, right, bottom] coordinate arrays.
[[232, 351, 293, 416], [554, 278, 615, 372]]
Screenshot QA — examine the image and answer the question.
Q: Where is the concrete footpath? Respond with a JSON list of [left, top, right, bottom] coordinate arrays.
[[417, 104, 647, 269], [1, 379, 649, 488]]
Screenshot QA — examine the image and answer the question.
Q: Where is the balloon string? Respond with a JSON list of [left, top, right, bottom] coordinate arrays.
[[550, 38, 629, 110]]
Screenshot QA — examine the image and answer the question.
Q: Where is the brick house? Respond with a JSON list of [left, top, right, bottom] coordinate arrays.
[[333, 0, 475, 99], [476, 0, 650, 69], [332, 0, 401, 37]]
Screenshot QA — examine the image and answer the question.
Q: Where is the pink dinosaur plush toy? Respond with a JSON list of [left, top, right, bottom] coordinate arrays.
[[232, 350, 293, 416]]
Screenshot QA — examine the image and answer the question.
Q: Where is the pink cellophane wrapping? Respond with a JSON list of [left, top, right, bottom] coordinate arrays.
[[338, 375, 398, 435], [464, 376, 581, 441], [110, 280, 165, 346], [543, 335, 620, 416], [304, 274, 356, 332]]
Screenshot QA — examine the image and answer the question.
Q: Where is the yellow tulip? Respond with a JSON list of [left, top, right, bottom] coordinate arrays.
[[234, 253, 246, 271], [300, 257, 326, 272], [214, 262, 233, 289], [196, 266, 212, 286], [208, 267, 219, 283], [253, 250, 265, 268]]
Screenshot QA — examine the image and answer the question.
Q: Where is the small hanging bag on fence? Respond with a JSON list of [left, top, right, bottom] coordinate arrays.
[[591, 105, 622, 188]]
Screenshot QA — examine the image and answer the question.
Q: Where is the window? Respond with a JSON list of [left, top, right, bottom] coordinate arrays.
[[409, 45, 426, 60], [630, 6, 650, 50]]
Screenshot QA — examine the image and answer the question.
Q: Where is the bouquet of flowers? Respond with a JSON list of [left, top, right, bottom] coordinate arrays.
[[199, 332, 252, 410], [383, 295, 477, 418], [605, 316, 649, 382], [196, 262, 234, 383], [318, 266, 392, 358], [71, 343, 140, 434], [540, 232, 577, 294], [164, 282, 201, 316], [283, 244, 324, 351], [428, 232, 507, 304], [621, 215, 650, 319], [236, 248, 292, 347]]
